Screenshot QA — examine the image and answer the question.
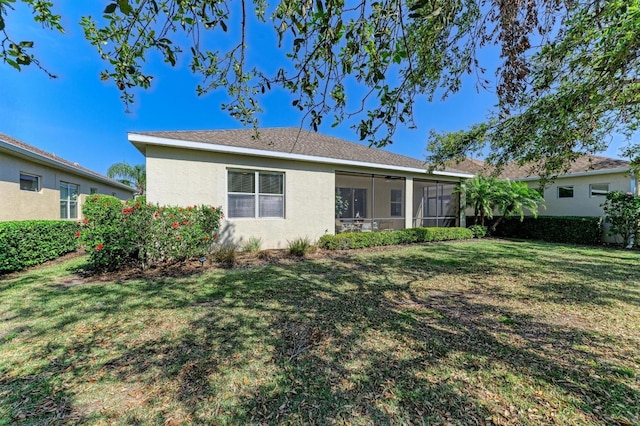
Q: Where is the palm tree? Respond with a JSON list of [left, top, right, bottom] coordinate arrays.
[[107, 162, 146, 195], [457, 175, 500, 226], [490, 180, 544, 232]]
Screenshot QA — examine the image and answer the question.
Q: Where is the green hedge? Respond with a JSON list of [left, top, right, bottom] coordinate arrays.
[[318, 227, 473, 250], [491, 216, 603, 245], [0, 220, 80, 273]]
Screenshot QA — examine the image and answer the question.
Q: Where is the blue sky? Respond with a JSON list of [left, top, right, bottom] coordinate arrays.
[[1, 1, 627, 176]]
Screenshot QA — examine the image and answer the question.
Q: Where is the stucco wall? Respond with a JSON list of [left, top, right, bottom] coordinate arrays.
[[0, 152, 134, 221], [145, 145, 336, 249], [145, 146, 464, 249], [534, 173, 633, 217]]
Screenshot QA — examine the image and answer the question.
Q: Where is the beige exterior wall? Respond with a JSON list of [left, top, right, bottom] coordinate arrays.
[[145, 145, 336, 249], [0, 152, 134, 221], [145, 145, 465, 249]]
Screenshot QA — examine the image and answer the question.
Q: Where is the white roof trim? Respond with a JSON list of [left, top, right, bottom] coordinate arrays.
[[0, 140, 136, 192], [129, 133, 474, 179], [515, 167, 630, 181]]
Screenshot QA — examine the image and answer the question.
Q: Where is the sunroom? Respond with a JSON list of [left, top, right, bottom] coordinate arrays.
[[335, 172, 461, 233]]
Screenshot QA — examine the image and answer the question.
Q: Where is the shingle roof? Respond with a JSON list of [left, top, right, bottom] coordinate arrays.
[[444, 155, 629, 179], [132, 127, 471, 174], [0, 132, 135, 191]]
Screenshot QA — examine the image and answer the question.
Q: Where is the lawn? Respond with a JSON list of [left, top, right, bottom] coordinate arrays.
[[0, 239, 639, 425]]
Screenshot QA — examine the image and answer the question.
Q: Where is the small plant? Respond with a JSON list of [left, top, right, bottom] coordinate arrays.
[[214, 243, 237, 268], [468, 225, 487, 238], [241, 236, 262, 252], [288, 237, 313, 257]]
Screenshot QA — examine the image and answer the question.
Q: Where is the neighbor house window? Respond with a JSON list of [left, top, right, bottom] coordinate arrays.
[[60, 182, 79, 219], [20, 173, 40, 192], [228, 170, 284, 218], [558, 186, 574, 198], [390, 189, 403, 217], [90, 187, 98, 194], [590, 183, 609, 197]]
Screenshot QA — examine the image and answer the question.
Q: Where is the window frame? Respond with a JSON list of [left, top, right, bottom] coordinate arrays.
[[19, 172, 41, 192], [589, 183, 609, 197], [60, 181, 80, 220], [227, 169, 285, 219], [390, 188, 403, 217], [557, 185, 574, 198]]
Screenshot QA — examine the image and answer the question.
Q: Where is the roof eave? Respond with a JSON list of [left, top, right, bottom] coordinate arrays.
[[129, 133, 470, 178], [513, 166, 631, 181], [0, 140, 136, 192]]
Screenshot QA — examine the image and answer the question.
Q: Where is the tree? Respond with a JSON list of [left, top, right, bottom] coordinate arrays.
[[107, 162, 146, 195], [490, 180, 544, 233], [601, 191, 640, 248], [456, 175, 500, 226], [3, 1, 639, 174], [428, 1, 640, 183]]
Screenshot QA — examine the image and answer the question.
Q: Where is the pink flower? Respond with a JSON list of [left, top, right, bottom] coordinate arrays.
[[95, 244, 104, 251], [172, 222, 179, 229], [153, 212, 160, 218], [83, 218, 89, 224], [74, 231, 81, 238]]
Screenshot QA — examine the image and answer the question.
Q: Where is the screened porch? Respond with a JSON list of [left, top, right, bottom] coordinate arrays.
[[334, 172, 460, 234]]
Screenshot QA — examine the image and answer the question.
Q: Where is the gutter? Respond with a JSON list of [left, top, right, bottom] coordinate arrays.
[[0, 140, 136, 193]]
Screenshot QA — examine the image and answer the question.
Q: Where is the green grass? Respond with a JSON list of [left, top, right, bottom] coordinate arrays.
[[1, 240, 639, 425]]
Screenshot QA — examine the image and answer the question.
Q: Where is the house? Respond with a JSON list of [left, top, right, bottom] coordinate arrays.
[[129, 128, 473, 249], [451, 155, 639, 241], [0, 133, 136, 222]]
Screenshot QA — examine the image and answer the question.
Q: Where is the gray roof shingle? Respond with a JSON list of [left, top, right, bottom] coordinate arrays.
[[445, 155, 629, 179]]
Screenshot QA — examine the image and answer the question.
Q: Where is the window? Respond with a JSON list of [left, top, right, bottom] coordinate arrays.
[[390, 189, 403, 217], [558, 186, 574, 198], [336, 187, 367, 218], [228, 170, 284, 218], [20, 173, 40, 192], [60, 182, 79, 219], [90, 187, 98, 194], [590, 183, 609, 197]]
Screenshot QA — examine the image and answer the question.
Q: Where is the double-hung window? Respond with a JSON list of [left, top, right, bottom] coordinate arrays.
[[228, 170, 284, 218], [60, 182, 79, 219], [390, 189, 403, 217]]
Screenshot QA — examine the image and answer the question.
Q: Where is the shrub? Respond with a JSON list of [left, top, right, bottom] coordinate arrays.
[[0, 220, 79, 273], [80, 195, 223, 270], [241, 236, 262, 252], [214, 243, 237, 268], [317, 227, 473, 250], [601, 191, 640, 247], [468, 225, 488, 238], [288, 237, 314, 257], [490, 216, 602, 245]]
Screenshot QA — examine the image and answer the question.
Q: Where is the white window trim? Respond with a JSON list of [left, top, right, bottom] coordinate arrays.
[[390, 189, 403, 217], [60, 181, 80, 220], [227, 169, 285, 219]]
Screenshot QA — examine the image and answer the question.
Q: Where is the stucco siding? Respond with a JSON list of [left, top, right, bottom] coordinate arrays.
[[145, 145, 336, 249], [0, 152, 134, 221], [533, 173, 632, 217]]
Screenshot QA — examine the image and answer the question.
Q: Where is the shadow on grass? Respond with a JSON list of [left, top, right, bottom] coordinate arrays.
[[1, 240, 639, 424]]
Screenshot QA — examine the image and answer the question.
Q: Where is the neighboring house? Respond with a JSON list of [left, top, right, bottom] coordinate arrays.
[[0, 133, 136, 222], [452, 155, 639, 241], [129, 128, 473, 249]]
